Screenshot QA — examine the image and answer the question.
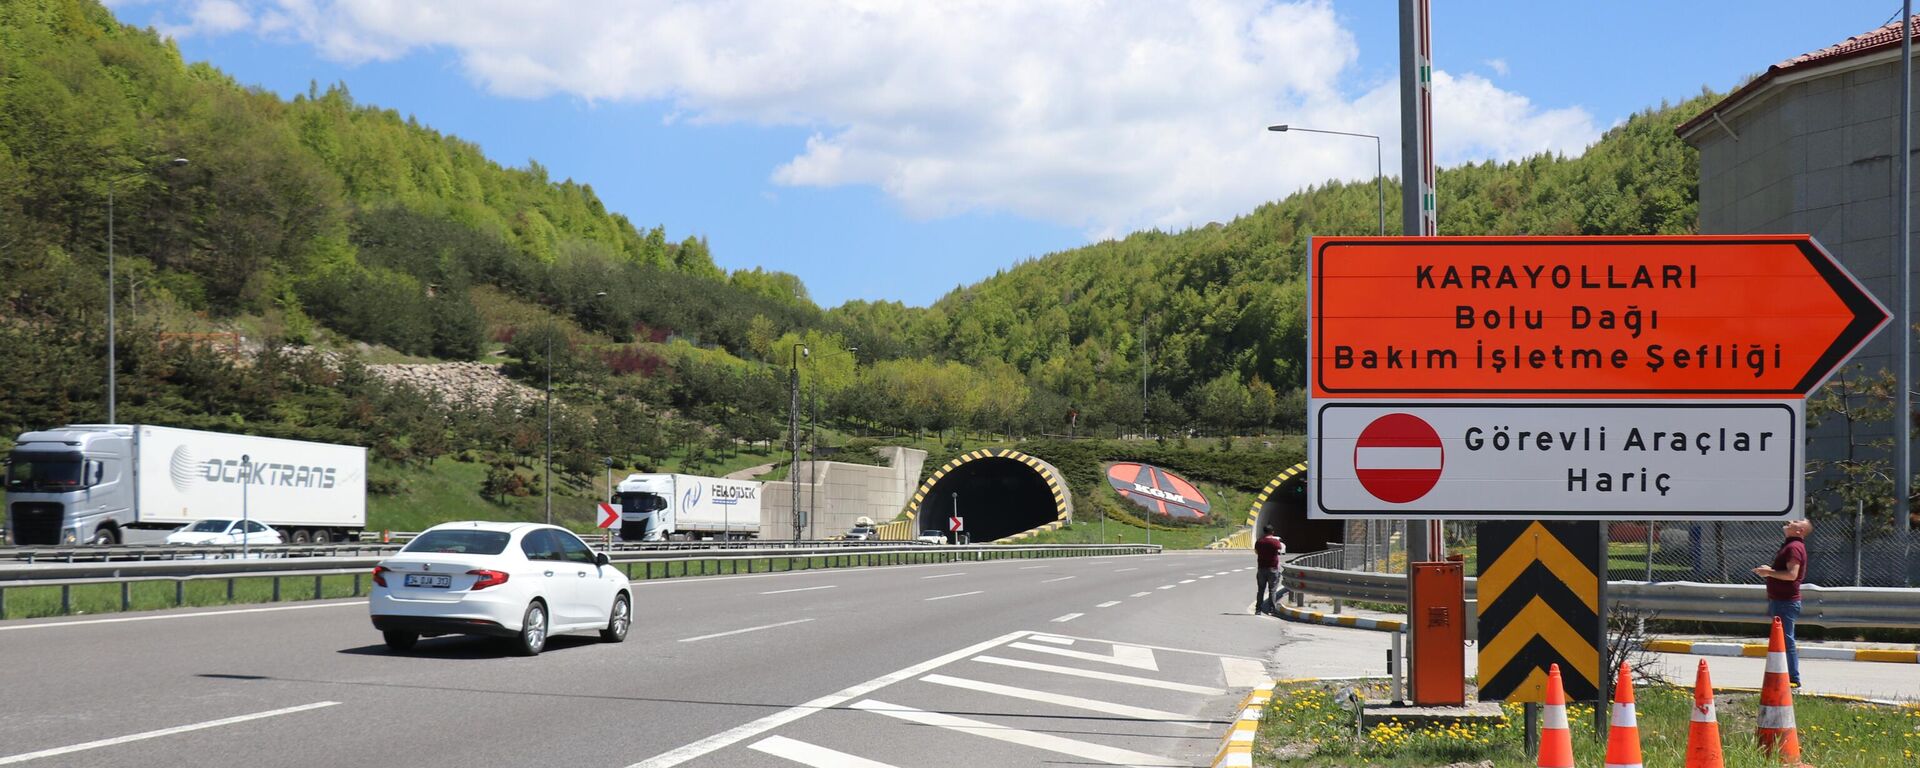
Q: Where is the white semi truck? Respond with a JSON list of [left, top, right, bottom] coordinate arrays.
[[4, 425, 366, 545], [614, 473, 760, 541]]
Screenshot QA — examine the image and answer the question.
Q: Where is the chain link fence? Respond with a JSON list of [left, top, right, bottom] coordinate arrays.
[[1325, 519, 1917, 588]]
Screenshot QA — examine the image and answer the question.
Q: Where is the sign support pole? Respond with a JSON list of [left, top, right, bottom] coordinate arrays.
[[1594, 523, 1610, 742]]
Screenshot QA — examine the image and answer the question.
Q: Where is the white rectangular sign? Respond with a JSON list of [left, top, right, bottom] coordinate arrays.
[[1309, 400, 1801, 520]]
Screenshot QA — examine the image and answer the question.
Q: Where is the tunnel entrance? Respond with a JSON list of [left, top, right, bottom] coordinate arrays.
[[912, 451, 1068, 542], [1252, 463, 1342, 553]]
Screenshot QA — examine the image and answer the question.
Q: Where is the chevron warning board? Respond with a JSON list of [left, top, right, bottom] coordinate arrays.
[[1476, 521, 1604, 703]]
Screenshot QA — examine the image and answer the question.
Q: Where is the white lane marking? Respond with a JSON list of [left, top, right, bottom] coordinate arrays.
[[1096, 601, 1122, 608], [1009, 641, 1157, 670], [628, 631, 1031, 768], [1222, 657, 1268, 688], [850, 700, 1186, 767], [1031, 632, 1266, 661], [1214, 571, 1231, 576], [919, 674, 1211, 729], [1050, 613, 1083, 623], [0, 702, 340, 765], [1113, 567, 1138, 572], [1157, 585, 1177, 590], [1178, 579, 1196, 584], [972, 656, 1225, 694], [920, 572, 966, 580], [761, 585, 838, 595], [0, 601, 360, 632], [924, 591, 984, 601], [749, 736, 903, 768], [1018, 565, 1049, 570], [1029, 635, 1075, 645], [678, 619, 814, 643], [1130, 591, 1152, 598], [1198, 575, 1214, 580], [1040, 576, 1077, 584]]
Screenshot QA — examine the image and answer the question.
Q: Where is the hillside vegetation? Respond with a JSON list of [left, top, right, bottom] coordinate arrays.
[[2, 0, 1712, 525]]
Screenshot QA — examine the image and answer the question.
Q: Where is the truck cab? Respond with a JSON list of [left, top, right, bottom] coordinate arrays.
[[5, 426, 134, 545], [615, 475, 672, 542]]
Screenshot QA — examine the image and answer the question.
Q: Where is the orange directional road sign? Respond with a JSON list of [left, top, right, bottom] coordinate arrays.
[[1310, 236, 1889, 398]]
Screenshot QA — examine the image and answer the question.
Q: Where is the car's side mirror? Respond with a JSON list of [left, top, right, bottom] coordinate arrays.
[[595, 552, 610, 567]]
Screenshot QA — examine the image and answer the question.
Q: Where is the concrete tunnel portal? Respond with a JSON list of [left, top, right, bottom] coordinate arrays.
[[1250, 462, 1343, 552], [909, 450, 1071, 542]]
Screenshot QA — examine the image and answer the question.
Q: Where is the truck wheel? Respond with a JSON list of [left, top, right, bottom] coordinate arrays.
[[382, 631, 418, 652], [310, 529, 333, 544], [290, 529, 311, 544], [600, 593, 631, 643], [90, 527, 117, 546], [513, 600, 548, 656]]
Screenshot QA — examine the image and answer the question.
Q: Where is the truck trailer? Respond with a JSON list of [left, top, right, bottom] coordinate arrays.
[[614, 473, 760, 541], [4, 424, 366, 545]]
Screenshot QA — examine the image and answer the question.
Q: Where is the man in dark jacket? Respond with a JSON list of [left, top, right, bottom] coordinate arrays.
[[1752, 518, 1810, 687], [1254, 526, 1285, 615]]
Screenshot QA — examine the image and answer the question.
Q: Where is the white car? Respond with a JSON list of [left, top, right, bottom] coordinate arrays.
[[916, 530, 947, 545], [368, 522, 631, 656], [165, 519, 284, 546]]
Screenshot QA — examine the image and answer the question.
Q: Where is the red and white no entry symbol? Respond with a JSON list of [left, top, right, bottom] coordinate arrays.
[[1354, 413, 1444, 503]]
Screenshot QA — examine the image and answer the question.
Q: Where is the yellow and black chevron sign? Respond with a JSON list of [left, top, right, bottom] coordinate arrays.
[[1476, 521, 1604, 703]]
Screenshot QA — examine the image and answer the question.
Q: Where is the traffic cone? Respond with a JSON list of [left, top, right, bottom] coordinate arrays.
[[1685, 659, 1724, 768], [1604, 661, 1643, 768], [1756, 617, 1802, 762], [1536, 663, 1575, 768]]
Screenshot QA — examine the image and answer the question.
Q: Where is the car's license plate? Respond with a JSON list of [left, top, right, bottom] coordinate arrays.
[[405, 574, 452, 588]]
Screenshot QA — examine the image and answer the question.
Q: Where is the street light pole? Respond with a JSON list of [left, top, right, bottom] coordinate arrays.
[[104, 157, 188, 424], [545, 324, 553, 526], [790, 343, 808, 540], [1267, 125, 1384, 235], [240, 454, 252, 560]]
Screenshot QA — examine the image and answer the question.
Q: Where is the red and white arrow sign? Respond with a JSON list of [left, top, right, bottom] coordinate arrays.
[[949, 516, 965, 532], [597, 502, 620, 529]]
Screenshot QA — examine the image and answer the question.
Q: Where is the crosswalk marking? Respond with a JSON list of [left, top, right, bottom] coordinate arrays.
[[1008, 641, 1158, 670], [971, 656, 1223, 694], [849, 700, 1187, 767], [748, 736, 903, 768], [1220, 657, 1267, 688], [918, 674, 1212, 729]]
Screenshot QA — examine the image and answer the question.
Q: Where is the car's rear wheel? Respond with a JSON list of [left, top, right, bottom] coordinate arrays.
[[514, 600, 548, 656], [382, 631, 418, 652], [601, 593, 631, 643]]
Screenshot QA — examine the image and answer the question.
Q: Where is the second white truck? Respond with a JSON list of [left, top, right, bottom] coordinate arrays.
[[614, 473, 760, 541]]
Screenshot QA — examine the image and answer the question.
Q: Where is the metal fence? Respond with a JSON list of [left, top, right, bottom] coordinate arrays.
[[1331, 519, 1918, 588]]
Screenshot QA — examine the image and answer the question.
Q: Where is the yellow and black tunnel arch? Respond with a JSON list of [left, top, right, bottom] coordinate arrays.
[[1246, 462, 1343, 552], [908, 449, 1073, 542]]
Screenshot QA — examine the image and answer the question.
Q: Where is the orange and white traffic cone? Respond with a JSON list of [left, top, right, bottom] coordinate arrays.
[[1685, 659, 1725, 768], [1757, 616, 1802, 763], [1536, 663, 1576, 768], [1604, 661, 1643, 768]]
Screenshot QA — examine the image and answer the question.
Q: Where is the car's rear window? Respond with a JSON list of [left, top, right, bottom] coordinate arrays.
[[403, 530, 511, 555]]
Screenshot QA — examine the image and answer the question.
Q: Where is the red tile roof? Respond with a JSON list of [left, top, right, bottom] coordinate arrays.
[[1678, 15, 1919, 138]]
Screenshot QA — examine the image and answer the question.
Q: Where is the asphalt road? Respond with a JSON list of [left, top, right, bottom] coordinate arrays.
[[0, 550, 1284, 768]]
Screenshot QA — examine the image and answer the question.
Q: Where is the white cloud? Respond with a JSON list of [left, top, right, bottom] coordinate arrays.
[[1485, 58, 1510, 77], [153, 0, 253, 39], [180, 0, 1600, 237]]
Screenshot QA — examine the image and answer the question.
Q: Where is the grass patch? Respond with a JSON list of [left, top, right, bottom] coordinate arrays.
[[1257, 679, 1920, 767]]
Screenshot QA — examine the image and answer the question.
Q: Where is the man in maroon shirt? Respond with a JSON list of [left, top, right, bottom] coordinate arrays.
[[1752, 518, 1810, 687], [1254, 526, 1285, 615]]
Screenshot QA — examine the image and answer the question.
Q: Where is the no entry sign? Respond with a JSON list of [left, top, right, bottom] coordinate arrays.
[[1353, 413, 1445, 503]]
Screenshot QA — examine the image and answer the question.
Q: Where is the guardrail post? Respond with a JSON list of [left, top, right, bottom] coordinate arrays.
[[60, 584, 70, 614], [121, 581, 130, 611], [176, 580, 185, 605], [271, 577, 280, 602], [226, 578, 234, 601], [1, 587, 7, 619], [314, 575, 324, 600], [352, 573, 361, 596]]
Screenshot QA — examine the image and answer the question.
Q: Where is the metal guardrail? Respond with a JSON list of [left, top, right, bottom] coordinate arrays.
[[1282, 555, 1920, 630], [2, 537, 924, 564], [0, 543, 1161, 618]]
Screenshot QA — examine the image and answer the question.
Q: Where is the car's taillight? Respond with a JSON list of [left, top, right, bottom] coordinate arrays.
[[467, 569, 509, 590], [372, 565, 390, 587]]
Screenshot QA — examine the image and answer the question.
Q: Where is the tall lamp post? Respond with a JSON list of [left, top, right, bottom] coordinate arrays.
[[1267, 125, 1384, 236], [807, 346, 857, 539], [105, 156, 189, 424], [790, 343, 809, 540]]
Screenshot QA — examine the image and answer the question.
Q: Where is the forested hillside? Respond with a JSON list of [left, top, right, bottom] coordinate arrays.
[[2, 0, 1714, 490]]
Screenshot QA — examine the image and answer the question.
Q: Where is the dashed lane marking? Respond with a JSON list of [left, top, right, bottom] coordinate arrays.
[[1131, 592, 1152, 597], [0, 702, 340, 765], [1157, 585, 1177, 590], [1050, 613, 1083, 623], [678, 619, 814, 643], [1096, 601, 1122, 608], [1113, 568, 1139, 572], [0, 601, 360, 632], [1179, 579, 1196, 584], [924, 591, 984, 601], [1040, 576, 1077, 583], [920, 572, 967, 580], [761, 585, 838, 595]]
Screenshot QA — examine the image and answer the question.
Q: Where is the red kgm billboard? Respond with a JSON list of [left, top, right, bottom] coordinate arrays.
[[1105, 463, 1211, 519]]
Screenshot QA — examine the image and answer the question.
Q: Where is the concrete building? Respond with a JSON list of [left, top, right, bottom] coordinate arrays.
[[757, 446, 927, 540]]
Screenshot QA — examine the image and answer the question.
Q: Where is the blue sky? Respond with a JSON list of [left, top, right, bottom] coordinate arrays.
[[112, 1, 1906, 308]]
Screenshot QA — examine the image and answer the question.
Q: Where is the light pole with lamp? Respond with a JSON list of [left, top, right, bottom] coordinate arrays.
[[1267, 125, 1384, 236], [106, 156, 189, 423], [789, 343, 809, 539], [806, 346, 857, 539], [240, 454, 252, 560]]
